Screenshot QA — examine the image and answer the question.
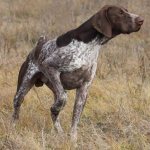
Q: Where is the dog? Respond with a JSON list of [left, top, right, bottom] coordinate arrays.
[[12, 5, 144, 141]]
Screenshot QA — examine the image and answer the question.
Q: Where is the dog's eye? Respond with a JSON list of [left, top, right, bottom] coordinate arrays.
[[120, 10, 124, 15]]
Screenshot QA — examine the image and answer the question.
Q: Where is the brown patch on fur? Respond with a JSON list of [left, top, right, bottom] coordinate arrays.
[[56, 18, 103, 47]]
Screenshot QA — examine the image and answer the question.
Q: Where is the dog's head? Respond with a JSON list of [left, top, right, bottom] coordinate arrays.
[[92, 5, 144, 37]]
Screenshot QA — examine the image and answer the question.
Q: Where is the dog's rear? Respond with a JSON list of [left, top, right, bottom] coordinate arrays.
[[13, 36, 48, 120], [17, 36, 48, 89]]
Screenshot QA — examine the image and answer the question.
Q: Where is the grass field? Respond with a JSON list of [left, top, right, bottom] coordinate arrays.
[[0, 0, 150, 149]]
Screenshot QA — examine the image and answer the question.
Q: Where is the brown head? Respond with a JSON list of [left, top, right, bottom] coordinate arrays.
[[92, 5, 144, 37]]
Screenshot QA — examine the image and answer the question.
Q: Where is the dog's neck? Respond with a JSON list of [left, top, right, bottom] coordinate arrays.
[[56, 17, 120, 47]]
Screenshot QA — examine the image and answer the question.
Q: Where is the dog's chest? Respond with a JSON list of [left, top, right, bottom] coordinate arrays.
[[42, 38, 101, 72]]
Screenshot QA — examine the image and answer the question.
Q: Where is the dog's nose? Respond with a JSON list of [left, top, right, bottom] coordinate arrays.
[[135, 17, 144, 25]]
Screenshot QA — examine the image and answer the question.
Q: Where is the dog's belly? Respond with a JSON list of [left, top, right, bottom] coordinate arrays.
[[60, 66, 92, 90], [36, 65, 94, 90]]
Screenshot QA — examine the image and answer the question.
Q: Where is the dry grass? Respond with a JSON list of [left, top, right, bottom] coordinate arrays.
[[0, 0, 150, 149]]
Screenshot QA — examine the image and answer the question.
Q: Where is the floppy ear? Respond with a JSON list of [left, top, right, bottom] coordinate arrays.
[[92, 5, 112, 37]]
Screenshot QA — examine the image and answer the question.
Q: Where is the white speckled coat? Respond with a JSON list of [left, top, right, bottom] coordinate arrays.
[[39, 37, 102, 72]]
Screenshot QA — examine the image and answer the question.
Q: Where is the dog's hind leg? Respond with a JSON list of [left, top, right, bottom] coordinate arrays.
[[12, 60, 38, 120]]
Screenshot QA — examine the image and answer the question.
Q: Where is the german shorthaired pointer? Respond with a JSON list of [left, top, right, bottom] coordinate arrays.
[[12, 5, 143, 141]]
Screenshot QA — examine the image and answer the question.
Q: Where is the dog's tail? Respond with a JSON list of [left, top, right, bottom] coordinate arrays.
[[33, 36, 48, 60]]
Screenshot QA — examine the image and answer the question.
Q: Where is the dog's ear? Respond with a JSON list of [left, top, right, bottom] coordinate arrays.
[[92, 5, 112, 38]]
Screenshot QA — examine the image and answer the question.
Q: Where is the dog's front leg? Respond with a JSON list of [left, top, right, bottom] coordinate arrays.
[[70, 82, 90, 142], [40, 61, 67, 133]]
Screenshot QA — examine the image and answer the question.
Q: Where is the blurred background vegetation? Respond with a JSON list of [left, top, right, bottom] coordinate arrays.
[[0, 0, 150, 149]]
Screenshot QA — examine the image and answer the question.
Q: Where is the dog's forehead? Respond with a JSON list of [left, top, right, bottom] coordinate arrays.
[[97, 5, 128, 14], [110, 5, 128, 11], [105, 6, 129, 16], [109, 6, 126, 12]]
